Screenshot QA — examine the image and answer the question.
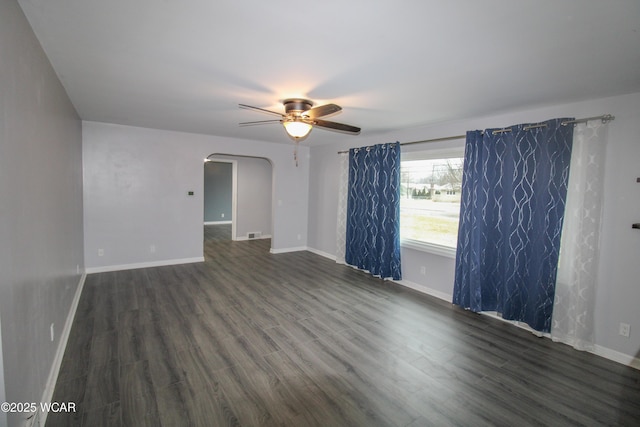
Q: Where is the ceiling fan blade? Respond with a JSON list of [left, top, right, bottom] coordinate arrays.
[[239, 119, 282, 127], [238, 104, 284, 118], [303, 103, 341, 118], [313, 119, 361, 134]]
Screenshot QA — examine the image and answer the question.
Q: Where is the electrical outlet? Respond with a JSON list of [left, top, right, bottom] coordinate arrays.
[[619, 323, 630, 338], [98, 248, 104, 257], [150, 244, 156, 253], [221, 213, 225, 218], [420, 266, 426, 275], [50, 323, 55, 342]]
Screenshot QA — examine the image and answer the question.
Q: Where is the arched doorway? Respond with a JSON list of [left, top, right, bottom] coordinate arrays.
[[203, 154, 273, 255]]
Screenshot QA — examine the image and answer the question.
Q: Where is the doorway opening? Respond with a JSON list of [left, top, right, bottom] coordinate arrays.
[[203, 154, 274, 257]]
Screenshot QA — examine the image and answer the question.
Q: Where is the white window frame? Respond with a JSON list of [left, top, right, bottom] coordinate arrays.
[[400, 147, 465, 259]]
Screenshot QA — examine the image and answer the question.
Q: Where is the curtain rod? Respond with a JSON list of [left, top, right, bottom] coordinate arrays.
[[337, 114, 614, 154]]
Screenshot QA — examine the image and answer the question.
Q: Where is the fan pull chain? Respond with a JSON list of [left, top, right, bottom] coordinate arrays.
[[293, 141, 299, 167]]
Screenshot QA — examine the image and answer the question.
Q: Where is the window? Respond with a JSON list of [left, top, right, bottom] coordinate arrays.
[[400, 151, 464, 255]]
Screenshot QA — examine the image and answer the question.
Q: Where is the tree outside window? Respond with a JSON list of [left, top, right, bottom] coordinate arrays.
[[400, 157, 463, 248]]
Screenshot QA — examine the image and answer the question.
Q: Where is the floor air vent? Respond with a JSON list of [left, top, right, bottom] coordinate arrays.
[[247, 232, 262, 239]]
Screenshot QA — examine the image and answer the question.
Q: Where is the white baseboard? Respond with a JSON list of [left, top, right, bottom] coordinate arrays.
[[270, 246, 336, 259], [85, 248, 640, 371], [304, 249, 454, 300], [424, 303, 640, 370], [393, 279, 453, 302], [204, 220, 232, 225], [304, 249, 454, 298], [593, 345, 640, 369], [270, 246, 307, 254], [385, 279, 640, 371], [85, 257, 204, 274], [235, 234, 272, 242], [35, 272, 86, 427], [482, 313, 640, 370], [36, 251, 638, 427], [305, 247, 337, 261]]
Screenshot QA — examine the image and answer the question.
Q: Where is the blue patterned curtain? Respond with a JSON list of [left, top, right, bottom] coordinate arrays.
[[453, 118, 574, 332], [345, 142, 402, 280]]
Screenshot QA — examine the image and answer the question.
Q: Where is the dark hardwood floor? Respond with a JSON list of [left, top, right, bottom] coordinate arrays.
[[47, 225, 640, 426]]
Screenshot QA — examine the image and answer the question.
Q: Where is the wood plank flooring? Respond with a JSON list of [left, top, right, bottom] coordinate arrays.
[[47, 225, 640, 426]]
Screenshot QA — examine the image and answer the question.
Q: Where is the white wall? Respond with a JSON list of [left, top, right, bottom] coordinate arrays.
[[308, 92, 640, 363], [0, 1, 84, 426], [235, 156, 272, 239], [83, 121, 309, 271]]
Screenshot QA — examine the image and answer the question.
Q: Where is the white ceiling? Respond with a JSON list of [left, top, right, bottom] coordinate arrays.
[[17, 0, 640, 145]]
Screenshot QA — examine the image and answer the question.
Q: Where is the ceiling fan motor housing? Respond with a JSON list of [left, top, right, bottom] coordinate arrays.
[[283, 98, 313, 115]]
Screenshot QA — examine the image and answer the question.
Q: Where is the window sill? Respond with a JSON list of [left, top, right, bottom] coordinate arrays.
[[400, 239, 457, 259]]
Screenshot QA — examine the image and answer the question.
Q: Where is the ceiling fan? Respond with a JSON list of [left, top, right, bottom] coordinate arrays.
[[239, 98, 361, 141]]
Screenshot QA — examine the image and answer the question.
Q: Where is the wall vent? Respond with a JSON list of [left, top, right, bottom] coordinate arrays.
[[247, 231, 262, 239]]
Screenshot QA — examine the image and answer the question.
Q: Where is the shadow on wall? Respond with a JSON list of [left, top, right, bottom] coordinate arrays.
[[204, 160, 233, 223]]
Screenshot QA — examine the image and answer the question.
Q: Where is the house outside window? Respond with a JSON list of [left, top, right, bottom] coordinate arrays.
[[400, 149, 464, 257]]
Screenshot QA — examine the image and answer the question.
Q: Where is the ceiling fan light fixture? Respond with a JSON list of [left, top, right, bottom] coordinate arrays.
[[283, 120, 312, 139]]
